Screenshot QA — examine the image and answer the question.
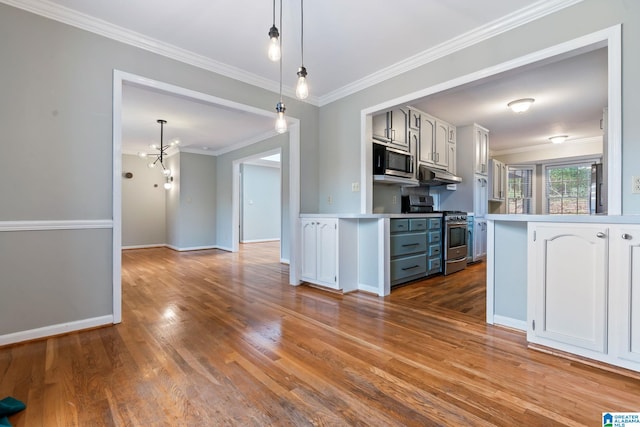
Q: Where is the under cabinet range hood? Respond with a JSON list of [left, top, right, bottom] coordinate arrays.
[[418, 165, 462, 186]]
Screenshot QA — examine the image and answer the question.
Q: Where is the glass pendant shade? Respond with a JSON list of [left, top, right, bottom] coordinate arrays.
[[268, 26, 281, 61], [275, 102, 287, 134], [137, 152, 147, 158], [162, 168, 172, 177], [296, 67, 308, 99], [148, 162, 156, 168], [164, 181, 172, 190]]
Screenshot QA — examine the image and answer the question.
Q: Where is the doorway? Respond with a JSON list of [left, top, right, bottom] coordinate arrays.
[[112, 71, 301, 324], [233, 148, 283, 263]]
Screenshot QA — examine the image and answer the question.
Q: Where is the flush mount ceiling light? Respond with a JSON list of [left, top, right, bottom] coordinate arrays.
[[267, 0, 281, 61], [549, 135, 568, 144], [507, 98, 535, 113], [137, 119, 178, 189]]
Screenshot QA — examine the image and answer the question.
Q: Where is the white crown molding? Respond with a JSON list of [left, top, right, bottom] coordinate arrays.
[[3, 0, 581, 107], [317, 0, 584, 106], [0, 0, 317, 103], [490, 135, 602, 157], [177, 129, 280, 157]]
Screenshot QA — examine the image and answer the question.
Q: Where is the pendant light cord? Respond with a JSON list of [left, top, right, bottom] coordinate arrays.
[[300, 0, 304, 67], [272, 0, 276, 26], [279, 0, 283, 102]]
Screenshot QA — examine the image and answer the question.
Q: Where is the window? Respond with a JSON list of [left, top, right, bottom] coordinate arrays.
[[507, 166, 534, 214], [544, 161, 596, 214]]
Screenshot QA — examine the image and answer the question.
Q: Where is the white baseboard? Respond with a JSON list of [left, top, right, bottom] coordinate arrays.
[[122, 244, 166, 250], [357, 283, 382, 296], [165, 244, 220, 252], [240, 238, 280, 243], [493, 315, 527, 331], [0, 315, 114, 346]]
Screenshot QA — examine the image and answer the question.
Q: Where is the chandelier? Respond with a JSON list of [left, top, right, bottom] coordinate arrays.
[[137, 119, 178, 190]]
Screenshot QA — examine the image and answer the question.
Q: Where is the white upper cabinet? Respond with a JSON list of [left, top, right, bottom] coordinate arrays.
[[372, 108, 409, 151], [418, 112, 454, 171], [474, 174, 488, 218], [473, 125, 489, 175], [489, 159, 506, 202], [419, 114, 435, 165]]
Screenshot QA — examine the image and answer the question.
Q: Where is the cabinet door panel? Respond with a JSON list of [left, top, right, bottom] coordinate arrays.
[[434, 122, 449, 169], [316, 221, 337, 286], [419, 116, 435, 164], [300, 220, 317, 280], [615, 227, 640, 363], [532, 225, 608, 353]]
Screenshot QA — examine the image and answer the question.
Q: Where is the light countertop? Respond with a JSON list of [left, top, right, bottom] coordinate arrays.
[[486, 214, 640, 224]]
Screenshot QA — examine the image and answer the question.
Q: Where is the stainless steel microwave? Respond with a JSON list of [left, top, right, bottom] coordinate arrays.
[[372, 143, 414, 179]]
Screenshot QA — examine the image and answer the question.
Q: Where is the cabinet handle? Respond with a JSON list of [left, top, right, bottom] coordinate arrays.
[[402, 265, 421, 271], [596, 232, 606, 238], [622, 233, 633, 240], [401, 243, 420, 247]]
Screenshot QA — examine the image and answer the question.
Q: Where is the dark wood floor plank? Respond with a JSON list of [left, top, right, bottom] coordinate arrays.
[[1, 242, 639, 426]]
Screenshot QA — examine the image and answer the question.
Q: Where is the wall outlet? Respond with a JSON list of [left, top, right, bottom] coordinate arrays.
[[351, 182, 360, 192], [327, 195, 333, 204], [633, 176, 640, 194], [392, 195, 397, 205]]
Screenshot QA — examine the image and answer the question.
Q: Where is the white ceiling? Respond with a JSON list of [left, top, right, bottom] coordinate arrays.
[[8, 0, 604, 155]]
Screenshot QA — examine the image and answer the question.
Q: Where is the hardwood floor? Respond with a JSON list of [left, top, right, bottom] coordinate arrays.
[[1, 242, 639, 426]]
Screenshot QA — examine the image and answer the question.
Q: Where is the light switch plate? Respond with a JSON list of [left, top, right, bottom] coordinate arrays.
[[633, 176, 640, 194]]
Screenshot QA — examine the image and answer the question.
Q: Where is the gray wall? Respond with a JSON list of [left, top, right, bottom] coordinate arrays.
[[317, 0, 640, 215], [122, 154, 167, 247], [0, 3, 316, 338], [174, 153, 217, 249], [242, 164, 281, 242], [216, 133, 290, 259], [2, 0, 640, 339], [165, 153, 181, 249]]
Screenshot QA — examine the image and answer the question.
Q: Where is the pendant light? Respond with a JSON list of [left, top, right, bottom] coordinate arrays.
[[267, 0, 281, 61], [137, 119, 177, 190], [295, 0, 309, 100], [275, 0, 287, 134]]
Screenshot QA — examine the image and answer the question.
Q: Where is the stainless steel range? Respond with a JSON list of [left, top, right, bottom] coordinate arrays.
[[442, 211, 468, 275]]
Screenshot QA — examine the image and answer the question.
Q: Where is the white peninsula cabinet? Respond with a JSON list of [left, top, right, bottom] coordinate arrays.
[[527, 222, 640, 372], [300, 218, 358, 292], [528, 224, 608, 353], [611, 225, 640, 364]]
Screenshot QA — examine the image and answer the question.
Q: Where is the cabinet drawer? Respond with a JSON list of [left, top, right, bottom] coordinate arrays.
[[428, 257, 441, 273], [428, 244, 441, 257], [428, 218, 442, 230], [409, 219, 427, 232], [391, 254, 427, 282], [390, 219, 409, 233], [428, 230, 441, 244], [391, 233, 427, 256]]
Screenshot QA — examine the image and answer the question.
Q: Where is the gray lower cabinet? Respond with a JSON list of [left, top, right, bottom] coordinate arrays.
[[427, 217, 442, 275], [390, 217, 442, 286]]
